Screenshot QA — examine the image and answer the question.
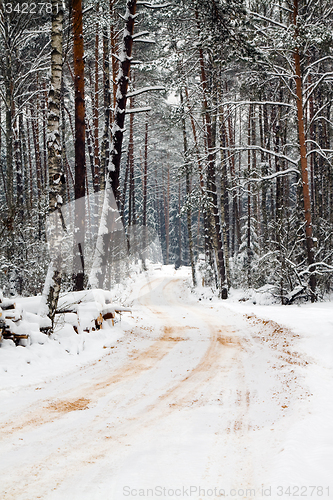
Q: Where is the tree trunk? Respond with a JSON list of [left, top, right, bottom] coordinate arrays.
[[178, 181, 182, 269], [86, 117, 95, 186], [142, 119, 148, 229], [88, 0, 137, 289], [184, 82, 207, 257], [110, 0, 118, 122], [196, 10, 227, 297], [93, 8, 100, 193], [260, 103, 268, 246], [108, 0, 137, 209], [128, 102, 135, 226], [26, 107, 34, 209], [128, 82, 135, 228], [42, 82, 48, 187], [5, 93, 13, 216], [72, 0, 86, 291], [100, 23, 110, 191], [14, 117, 24, 221], [293, 0, 316, 299], [30, 104, 43, 238], [219, 106, 231, 288], [39, 0, 65, 326], [163, 164, 170, 265], [180, 90, 196, 286], [19, 113, 30, 212], [35, 76, 44, 191], [121, 153, 130, 223], [141, 119, 148, 270], [226, 102, 241, 253], [3, 12, 14, 219], [247, 105, 252, 288]]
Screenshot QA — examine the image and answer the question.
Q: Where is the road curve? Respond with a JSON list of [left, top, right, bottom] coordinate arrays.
[[0, 277, 309, 500]]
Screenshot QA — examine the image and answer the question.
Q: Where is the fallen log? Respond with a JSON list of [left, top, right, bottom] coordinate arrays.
[[103, 311, 115, 320], [3, 311, 22, 322], [1, 301, 16, 311]]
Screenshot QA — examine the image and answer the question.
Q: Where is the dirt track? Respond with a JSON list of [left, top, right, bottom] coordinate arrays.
[[0, 277, 310, 499]]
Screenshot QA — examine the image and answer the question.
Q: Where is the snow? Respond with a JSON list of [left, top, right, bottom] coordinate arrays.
[[125, 106, 152, 114], [0, 287, 129, 389], [194, 282, 333, 498], [166, 91, 180, 105], [132, 38, 155, 43], [137, 2, 172, 9], [0, 266, 332, 499]]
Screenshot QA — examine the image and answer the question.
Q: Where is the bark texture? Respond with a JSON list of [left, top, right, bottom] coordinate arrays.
[[108, 0, 137, 208], [196, 10, 227, 297], [41, 0, 65, 327], [293, 0, 316, 299], [73, 0, 86, 291]]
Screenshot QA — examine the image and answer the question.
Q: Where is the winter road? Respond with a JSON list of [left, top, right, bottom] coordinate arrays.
[[0, 277, 312, 500]]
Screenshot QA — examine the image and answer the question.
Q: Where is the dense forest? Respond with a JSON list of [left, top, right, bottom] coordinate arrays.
[[0, 0, 333, 319]]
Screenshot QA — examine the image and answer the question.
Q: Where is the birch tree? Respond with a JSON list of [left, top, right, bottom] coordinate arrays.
[[41, 0, 65, 326]]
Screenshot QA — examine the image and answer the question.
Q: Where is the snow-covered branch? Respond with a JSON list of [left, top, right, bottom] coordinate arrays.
[[127, 86, 165, 98], [247, 10, 289, 30], [219, 145, 299, 166], [132, 31, 150, 39], [247, 168, 300, 182], [305, 101, 331, 133], [137, 2, 172, 8], [219, 100, 296, 110], [125, 106, 152, 114], [133, 38, 155, 43], [303, 72, 333, 107]]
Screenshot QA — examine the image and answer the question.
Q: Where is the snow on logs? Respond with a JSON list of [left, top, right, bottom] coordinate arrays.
[[56, 289, 131, 334], [0, 297, 47, 346], [0, 289, 131, 346]]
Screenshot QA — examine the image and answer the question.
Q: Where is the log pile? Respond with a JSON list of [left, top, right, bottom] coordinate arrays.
[[0, 289, 131, 347], [55, 289, 131, 334], [57, 302, 131, 333], [0, 299, 29, 346]]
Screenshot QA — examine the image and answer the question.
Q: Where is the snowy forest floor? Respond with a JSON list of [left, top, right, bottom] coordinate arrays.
[[0, 267, 333, 500]]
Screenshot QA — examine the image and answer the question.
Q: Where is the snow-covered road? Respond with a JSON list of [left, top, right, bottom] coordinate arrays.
[[0, 277, 331, 499]]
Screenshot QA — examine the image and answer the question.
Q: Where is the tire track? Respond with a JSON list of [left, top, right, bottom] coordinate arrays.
[[1, 278, 235, 499]]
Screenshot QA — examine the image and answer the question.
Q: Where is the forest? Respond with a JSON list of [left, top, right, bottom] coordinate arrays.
[[0, 0, 333, 321]]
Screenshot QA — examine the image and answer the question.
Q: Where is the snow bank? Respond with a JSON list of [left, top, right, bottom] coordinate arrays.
[[192, 278, 333, 497], [0, 288, 133, 389]]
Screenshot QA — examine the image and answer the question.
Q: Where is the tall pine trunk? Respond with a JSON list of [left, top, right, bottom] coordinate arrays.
[[100, 23, 110, 191], [196, 10, 227, 297], [293, 0, 316, 299], [72, 0, 86, 291], [93, 8, 100, 193], [180, 89, 196, 286], [89, 0, 137, 288]]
